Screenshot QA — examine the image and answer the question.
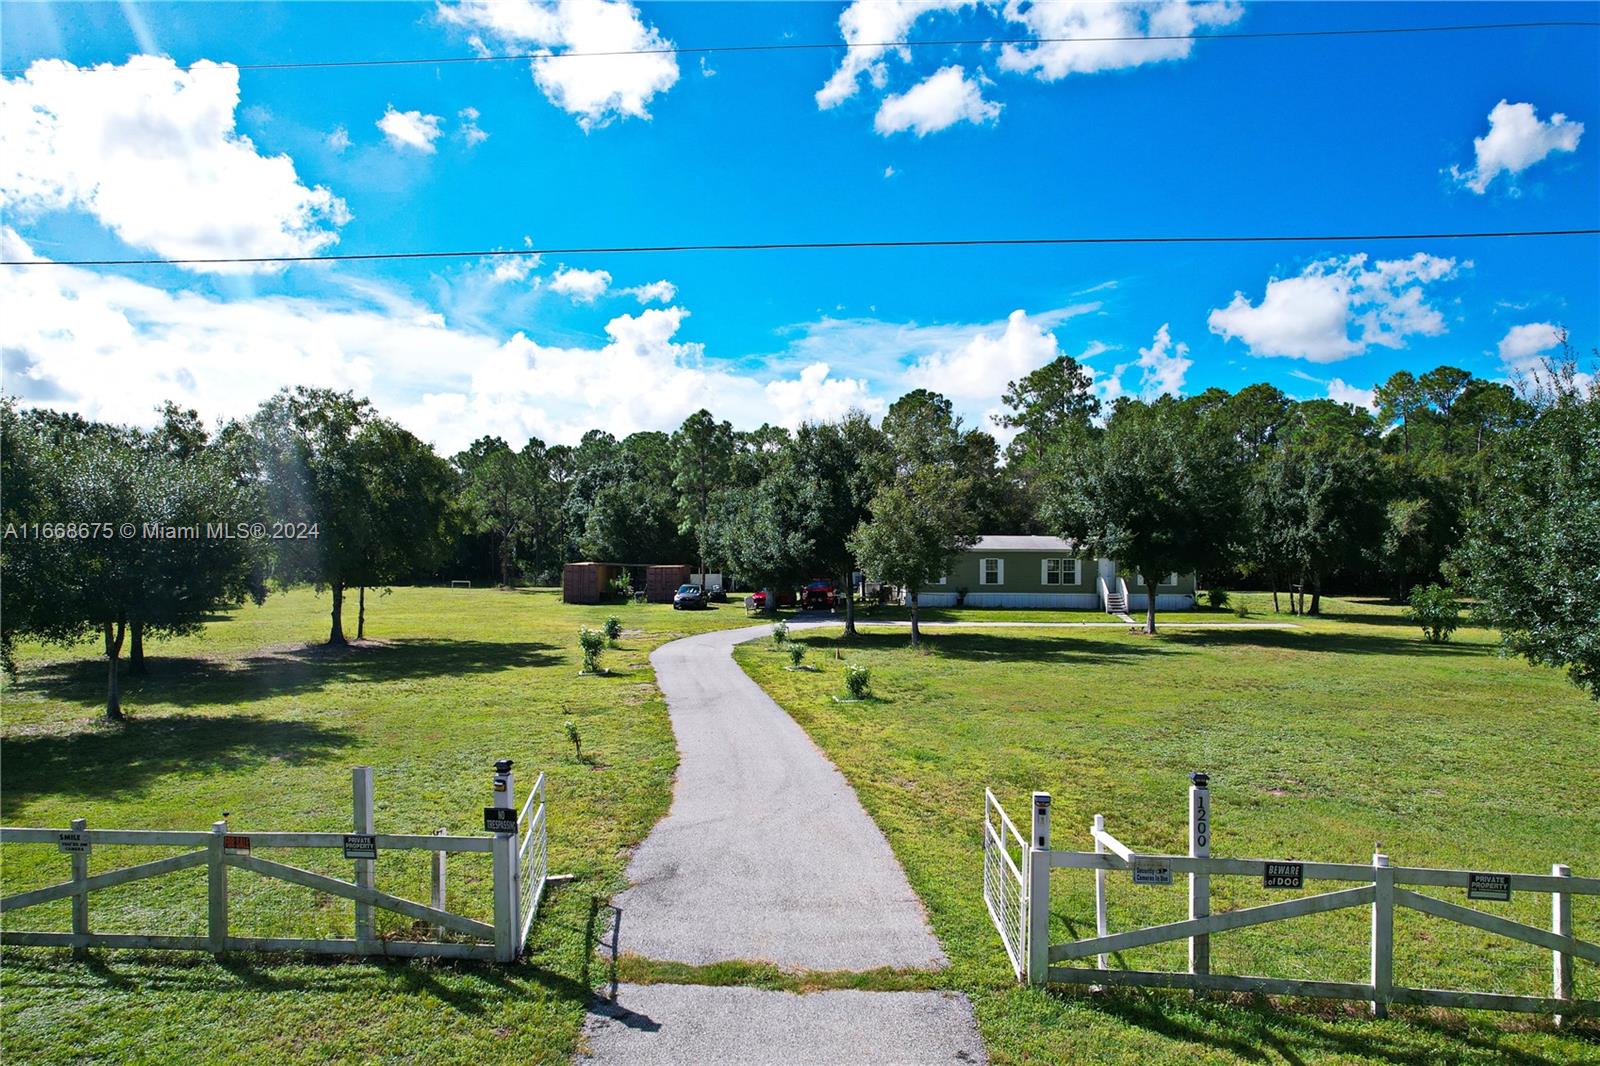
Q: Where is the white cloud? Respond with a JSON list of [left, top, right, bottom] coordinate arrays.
[[549, 265, 611, 302], [0, 56, 348, 273], [621, 279, 676, 304], [376, 105, 444, 152], [326, 125, 351, 153], [1452, 100, 1584, 194], [904, 309, 1065, 401], [883, 165, 896, 179], [815, 0, 972, 109], [1497, 321, 1563, 372], [437, 0, 679, 130], [0, 227, 884, 454], [457, 106, 488, 145], [1132, 323, 1191, 399], [874, 65, 1000, 137], [998, 0, 1243, 80], [1207, 253, 1463, 362], [1327, 378, 1377, 412]]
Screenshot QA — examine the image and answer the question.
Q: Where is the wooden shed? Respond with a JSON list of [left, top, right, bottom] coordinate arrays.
[[562, 562, 620, 605], [645, 564, 691, 603]]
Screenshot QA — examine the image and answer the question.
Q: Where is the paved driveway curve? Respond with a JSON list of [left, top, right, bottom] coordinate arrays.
[[613, 622, 947, 970]]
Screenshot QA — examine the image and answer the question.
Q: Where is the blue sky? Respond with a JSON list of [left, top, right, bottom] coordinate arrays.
[[2, 1, 1596, 453]]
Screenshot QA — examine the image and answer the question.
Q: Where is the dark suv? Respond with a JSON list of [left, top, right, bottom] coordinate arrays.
[[672, 584, 706, 610]]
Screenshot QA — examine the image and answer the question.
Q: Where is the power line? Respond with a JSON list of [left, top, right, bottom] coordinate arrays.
[[3, 20, 1594, 76], [7, 229, 1596, 269]]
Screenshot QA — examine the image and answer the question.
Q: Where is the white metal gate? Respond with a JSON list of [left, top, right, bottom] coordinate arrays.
[[983, 788, 1026, 978]]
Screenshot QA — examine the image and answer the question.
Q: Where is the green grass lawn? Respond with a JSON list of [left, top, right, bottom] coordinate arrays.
[[736, 593, 1600, 1065], [0, 586, 756, 1065]]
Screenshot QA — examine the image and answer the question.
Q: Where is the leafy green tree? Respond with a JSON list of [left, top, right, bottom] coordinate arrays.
[[1044, 397, 1243, 634], [347, 419, 455, 637], [1406, 584, 1461, 643], [995, 354, 1099, 463], [1, 407, 259, 716], [671, 410, 735, 578], [1418, 366, 1473, 455], [1375, 370, 1425, 455], [779, 413, 886, 636], [456, 436, 547, 588], [251, 388, 450, 645], [849, 469, 976, 646], [1460, 355, 1600, 697], [849, 391, 977, 645], [1248, 407, 1385, 614]]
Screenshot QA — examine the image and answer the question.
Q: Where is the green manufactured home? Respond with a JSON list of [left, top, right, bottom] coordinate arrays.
[[915, 535, 1197, 612]]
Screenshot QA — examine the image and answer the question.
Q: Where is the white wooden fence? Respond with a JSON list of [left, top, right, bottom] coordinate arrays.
[[985, 777, 1597, 1023], [1, 760, 548, 963]]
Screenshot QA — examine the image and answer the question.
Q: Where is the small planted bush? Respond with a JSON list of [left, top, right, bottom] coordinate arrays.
[[786, 642, 806, 669], [603, 615, 623, 645], [1206, 588, 1230, 610], [564, 719, 583, 762], [578, 626, 606, 673], [1407, 583, 1461, 644], [771, 620, 788, 646], [843, 663, 871, 700], [1233, 601, 1251, 619]]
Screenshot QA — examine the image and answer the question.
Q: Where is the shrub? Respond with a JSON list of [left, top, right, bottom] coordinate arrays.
[[1233, 601, 1250, 618], [1407, 583, 1461, 644], [772, 620, 788, 646], [564, 719, 582, 762], [1206, 588, 1230, 610], [786, 642, 806, 668], [843, 663, 871, 699], [603, 615, 623, 645], [609, 571, 633, 598], [578, 626, 606, 673]]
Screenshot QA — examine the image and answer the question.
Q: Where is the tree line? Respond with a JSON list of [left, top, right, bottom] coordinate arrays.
[[3, 343, 1595, 715]]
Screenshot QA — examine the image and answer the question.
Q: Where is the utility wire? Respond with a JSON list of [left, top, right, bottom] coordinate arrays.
[[3, 20, 1594, 75], [6, 230, 1597, 269]]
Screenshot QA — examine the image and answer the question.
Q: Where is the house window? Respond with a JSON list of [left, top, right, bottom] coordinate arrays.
[[1042, 558, 1080, 585], [1134, 571, 1180, 587], [980, 558, 1004, 585]]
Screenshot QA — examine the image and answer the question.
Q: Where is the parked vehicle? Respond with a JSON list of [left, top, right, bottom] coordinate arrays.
[[705, 583, 728, 603], [672, 584, 707, 610], [748, 588, 797, 611], [802, 579, 837, 610]]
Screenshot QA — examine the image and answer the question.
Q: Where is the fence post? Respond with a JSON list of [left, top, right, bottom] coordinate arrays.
[[1188, 773, 1211, 991], [1026, 791, 1051, 986], [208, 819, 228, 956], [69, 817, 89, 959], [353, 766, 375, 954], [491, 758, 520, 963], [432, 827, 448, 939], [1552, 862, 1572, 1029], [1370, 851, 1392, 1018], [1092, 813, 1108, 974]]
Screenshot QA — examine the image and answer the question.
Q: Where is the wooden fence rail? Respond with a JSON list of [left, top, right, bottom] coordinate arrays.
[[989, 776, 1598, 1024], [1, 760, 548, 964]]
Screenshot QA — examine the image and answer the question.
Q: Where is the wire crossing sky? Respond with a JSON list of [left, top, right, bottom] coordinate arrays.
[[0, 1, 1595, 454]]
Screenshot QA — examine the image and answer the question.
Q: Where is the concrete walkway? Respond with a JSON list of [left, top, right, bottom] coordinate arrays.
[[581, 622, 983, 1065]]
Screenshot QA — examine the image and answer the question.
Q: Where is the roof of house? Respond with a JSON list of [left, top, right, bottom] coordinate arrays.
[[969, 535, 1076, 552]]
